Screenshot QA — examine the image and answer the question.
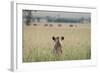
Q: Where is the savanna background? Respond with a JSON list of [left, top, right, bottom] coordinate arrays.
[[23, 10, 91, 62]]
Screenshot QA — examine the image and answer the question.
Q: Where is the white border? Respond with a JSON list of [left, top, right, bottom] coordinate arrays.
[[11, 1, 97, 71]]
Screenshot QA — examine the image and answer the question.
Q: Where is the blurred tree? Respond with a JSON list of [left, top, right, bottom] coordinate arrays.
[[26, 10, 32, 26]]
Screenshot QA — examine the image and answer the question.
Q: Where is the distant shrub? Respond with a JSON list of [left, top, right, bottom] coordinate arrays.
[[26, 23, 31, 26], [58, 24, 62, 27], [33, 24, 37, 26], [69, 24, 73, 27], [49, 24, 53, 27], [44, 24, 48, 26]]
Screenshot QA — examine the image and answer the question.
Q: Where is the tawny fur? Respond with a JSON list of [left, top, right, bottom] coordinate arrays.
[[52, 36, 64, 55]]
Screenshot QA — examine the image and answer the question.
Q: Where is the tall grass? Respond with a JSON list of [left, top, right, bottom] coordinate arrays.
[[23, 24, 91, 62]]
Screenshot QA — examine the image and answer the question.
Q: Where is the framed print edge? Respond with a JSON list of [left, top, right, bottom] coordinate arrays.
[[11, 1, 97, 72], [11, 1, 18, 71]]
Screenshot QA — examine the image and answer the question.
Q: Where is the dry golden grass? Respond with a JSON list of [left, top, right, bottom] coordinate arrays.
[[23, 23, 91, 62]]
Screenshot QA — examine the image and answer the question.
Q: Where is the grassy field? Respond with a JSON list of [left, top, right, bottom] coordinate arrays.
[[23, 23, 91, 62]]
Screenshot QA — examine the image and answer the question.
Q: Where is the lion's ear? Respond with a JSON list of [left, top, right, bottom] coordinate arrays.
[[52, 36, 55, 41], [61, 36, 64, 40]]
